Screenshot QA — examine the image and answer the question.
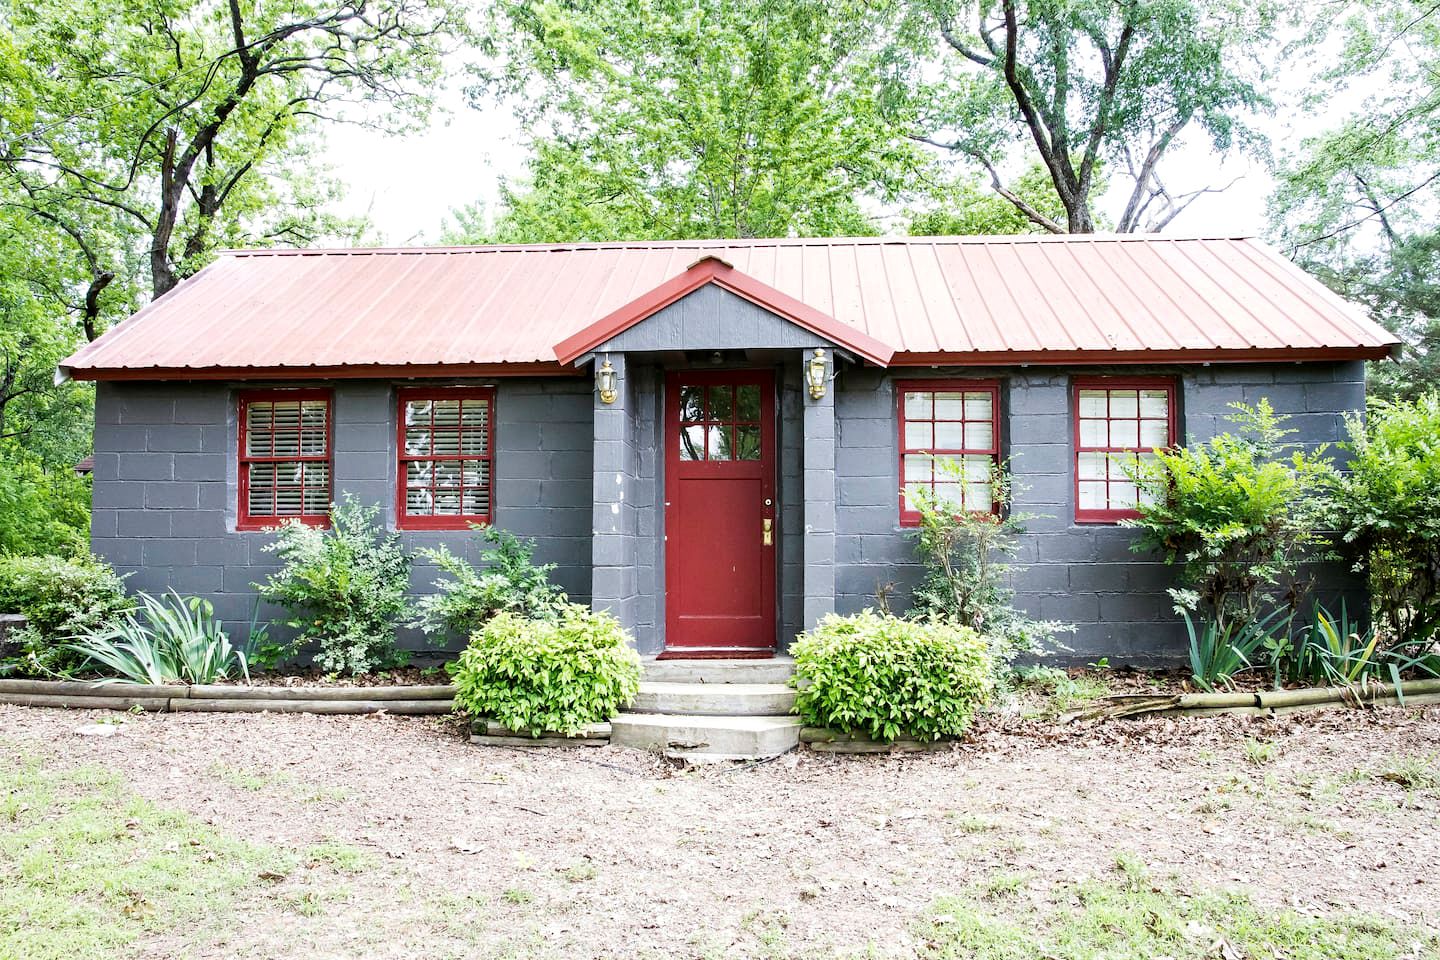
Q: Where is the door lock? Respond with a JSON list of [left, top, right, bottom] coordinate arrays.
[[762, 518, 773, 546]]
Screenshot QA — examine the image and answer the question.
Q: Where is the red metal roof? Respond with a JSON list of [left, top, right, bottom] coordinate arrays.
[[60, 236, 1399, 380]]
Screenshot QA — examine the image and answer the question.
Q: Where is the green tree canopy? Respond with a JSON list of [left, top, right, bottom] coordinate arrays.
[[459, 0, 931, 242], [1269, 1, 1440, 399], [900, 0, 1278, 233]]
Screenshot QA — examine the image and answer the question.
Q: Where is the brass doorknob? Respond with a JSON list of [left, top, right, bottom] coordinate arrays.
[[762, 518, 773, 546]]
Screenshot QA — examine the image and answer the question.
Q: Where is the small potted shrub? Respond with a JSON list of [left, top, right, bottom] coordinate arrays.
[[790, 609, 994, 742], [450, 603, 641, 736]]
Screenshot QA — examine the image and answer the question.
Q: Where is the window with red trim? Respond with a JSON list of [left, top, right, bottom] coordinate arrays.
[[398, 388, 495, 529], [898, 380, 1000, 526], [238, 390, 332, 530], [1073, 378, 1176, 522]]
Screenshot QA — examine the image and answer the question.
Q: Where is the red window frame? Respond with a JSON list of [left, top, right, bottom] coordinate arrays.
[[896, 379, 1002, 527], [1072, 376, 1178, 524], [396, 387, 497, 531], [237, 389, 333, 531]]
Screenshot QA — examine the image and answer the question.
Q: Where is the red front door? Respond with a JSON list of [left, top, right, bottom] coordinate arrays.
[[664, 370, 777, 655]]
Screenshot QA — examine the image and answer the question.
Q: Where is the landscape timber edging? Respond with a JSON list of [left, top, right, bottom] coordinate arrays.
[[797, 726, 957, 754], [1063, 677, 1440, 724], [469, 718, 612, 748], [0, 678, 456, 715]]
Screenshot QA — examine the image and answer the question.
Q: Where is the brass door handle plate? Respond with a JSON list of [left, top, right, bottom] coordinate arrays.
[[762, 518, 773, 546]]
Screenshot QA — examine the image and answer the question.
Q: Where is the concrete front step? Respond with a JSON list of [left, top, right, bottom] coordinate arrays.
[[641, 657, 795, 685], [610, 712, 801, 761], [631, 681, 795, 717]]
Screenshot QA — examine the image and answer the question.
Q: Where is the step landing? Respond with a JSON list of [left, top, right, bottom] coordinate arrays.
[[631, 681, 795, 717], [641, 656, 795, 685], [610, 712, 801, 762]]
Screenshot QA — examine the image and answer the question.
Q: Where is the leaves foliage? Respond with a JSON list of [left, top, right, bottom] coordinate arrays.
[[461, 0, 926, 242], [0, 553, 130, 676], [257, 496, 413, 676], [411, 526, 569, 640], [907, 457, 1071, 665], [790, 609, 994, 742], [1126, 400, 1336, 639], [449, 604, 641, 735], [68, 590, 249, 685], [1331, 393, 1440, 650]]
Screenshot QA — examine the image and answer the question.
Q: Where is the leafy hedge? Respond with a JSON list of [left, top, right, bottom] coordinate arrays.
[[0, 554, 129, 676], [449, 604, 641, 735], [1332, 394, 1440, 651], [790, 610, 994, 742]]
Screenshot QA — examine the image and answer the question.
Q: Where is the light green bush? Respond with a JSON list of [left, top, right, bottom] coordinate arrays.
[[790, 610, 994, 742], [0, 553, 129, 676], [449, 604, 641, 735]]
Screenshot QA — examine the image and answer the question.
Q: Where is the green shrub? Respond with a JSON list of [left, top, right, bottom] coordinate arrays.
[[256, 496, 413, 676], [68, 590, 250, 685], [790, 610, 994, 742], [906, 458, 1071, 665], [1127, 400, 1335, 640], [449, 603, 641, 735], [1331, 394, 1440, 653], [411, 526, 568, 639], [0, 553, 129, 676]]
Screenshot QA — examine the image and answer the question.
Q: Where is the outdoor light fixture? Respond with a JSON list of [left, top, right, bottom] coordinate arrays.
[[806, 348, 828, 400], [596, 358, 618, 404]]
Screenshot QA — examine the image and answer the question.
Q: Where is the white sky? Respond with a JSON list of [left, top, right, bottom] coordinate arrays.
[[321, 62, 1319, 246]]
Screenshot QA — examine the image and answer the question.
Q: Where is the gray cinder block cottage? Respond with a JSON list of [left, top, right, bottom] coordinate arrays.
[[60, 236, 1399, 664]]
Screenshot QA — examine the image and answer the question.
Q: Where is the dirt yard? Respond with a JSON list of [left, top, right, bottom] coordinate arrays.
[[3, 704, 1438, 959]]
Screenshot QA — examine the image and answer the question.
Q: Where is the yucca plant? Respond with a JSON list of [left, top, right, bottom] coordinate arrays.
[[1289, 601, 1380, 686], [68, 591, 249, 685], [1185, 607, 1290, 692]]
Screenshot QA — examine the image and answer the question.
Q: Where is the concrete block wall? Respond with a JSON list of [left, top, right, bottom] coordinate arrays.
[[589, 354, 646, 646], [834, 362, 1367, 665], [92, 377, 594, 654], [801, 348, 837, 629]]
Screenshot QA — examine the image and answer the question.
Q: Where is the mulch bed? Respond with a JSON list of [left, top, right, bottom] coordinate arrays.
[[2, 701, 1436, 959]]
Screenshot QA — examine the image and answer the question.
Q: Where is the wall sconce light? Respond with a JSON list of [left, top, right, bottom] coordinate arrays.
[[596, 358, 618, 405], [806, 348, 828, 400]]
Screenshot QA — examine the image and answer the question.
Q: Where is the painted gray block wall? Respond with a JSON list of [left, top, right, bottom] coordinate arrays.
[[91, 377, 593, 653], [801, 348, 837, 629], [834, 361, 1367, 665]]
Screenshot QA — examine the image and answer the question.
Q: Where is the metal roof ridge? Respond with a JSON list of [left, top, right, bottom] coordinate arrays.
[[216, 233, 1263, 258]]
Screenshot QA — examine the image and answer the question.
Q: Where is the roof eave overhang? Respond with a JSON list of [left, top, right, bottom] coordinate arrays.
[[61, 361, 582, 382], [888, 346, 1398, 366], [553, 256, 895, 367]]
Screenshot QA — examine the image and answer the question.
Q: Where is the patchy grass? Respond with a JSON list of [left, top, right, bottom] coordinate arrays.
[[1011, 667, 1112, 718], [923, 856, 1435, 960], [0, 755, 292, 960], [1373, 753, 1440, 791], [1243, 737, 1280, 766]]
